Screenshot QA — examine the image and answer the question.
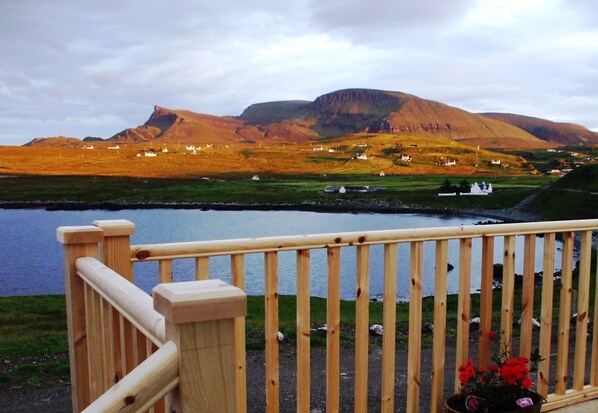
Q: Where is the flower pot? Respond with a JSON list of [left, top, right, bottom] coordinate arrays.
[[445, 390, 544, 413]]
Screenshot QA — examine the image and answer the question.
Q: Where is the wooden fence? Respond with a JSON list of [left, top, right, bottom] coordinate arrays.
[[59, 218, 598, 412]]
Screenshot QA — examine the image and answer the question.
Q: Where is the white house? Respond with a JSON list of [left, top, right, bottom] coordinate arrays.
[[401, 154, 412, 162], [468, 182, 492, 195], [443, 159, 456, 166], [325, 185, 346, 193], [312, 146, 324, 151], [185, 145, 196, 151], [379, 171, 385, 177], [355, 153, 368, 160], [107, 145, 120, 150], [144, 151, 157, 157], [252, 175, 260, 181], [491, 159, 501, 165], [161, 147, 169, 153]]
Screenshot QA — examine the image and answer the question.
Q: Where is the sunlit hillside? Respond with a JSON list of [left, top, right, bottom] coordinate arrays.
[[1, 133, 531, 178]]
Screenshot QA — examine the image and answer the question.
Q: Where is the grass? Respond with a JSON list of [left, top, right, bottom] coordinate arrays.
[[0, 173, 556, 213], [1, 258, 595, 390]]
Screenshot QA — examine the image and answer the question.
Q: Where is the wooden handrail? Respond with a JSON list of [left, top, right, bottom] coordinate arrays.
[[75, 257, 167, 346], [130, 219, 598, 261], [82, 341, 179, 413], [61, 219, 598, 413]]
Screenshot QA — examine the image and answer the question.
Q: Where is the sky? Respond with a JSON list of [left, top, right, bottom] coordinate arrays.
[[1, 0, 597, 146]]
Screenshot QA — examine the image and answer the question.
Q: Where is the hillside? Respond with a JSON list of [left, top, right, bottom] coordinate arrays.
[[24, 88, 597, 150], [241, 89, 548, 149], [551, 163, 598, 192], [480, 113, 598, 146]]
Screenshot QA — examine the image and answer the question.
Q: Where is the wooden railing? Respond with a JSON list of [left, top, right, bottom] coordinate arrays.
[[57, 223, 246, 413], [60, 218, 598, 412]]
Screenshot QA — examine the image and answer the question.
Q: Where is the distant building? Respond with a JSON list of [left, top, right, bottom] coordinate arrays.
[[443, 159, 456, 166], [491, 159, 501, 165], [312, 146, 324, 151], [161, 147, 169, 153], [325, 185, 346, 193], [379, 171, 385, 176], [83, 145, 94, 150], [468, 182, 492, 195], [185, 145, 196, 151], [252, 175, 260, 181], [355, 153, 368, 160], [107, 145, 120, 150], [401, 154, 412, 162]]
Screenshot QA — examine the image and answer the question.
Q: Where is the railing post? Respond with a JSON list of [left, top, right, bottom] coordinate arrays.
[[57, 225, 104, 413], [92, 219, 135, 282], [153, 279, 247, 413]]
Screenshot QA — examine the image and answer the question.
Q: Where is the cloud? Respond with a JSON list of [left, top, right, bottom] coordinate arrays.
[[0, 0, 597, 145]]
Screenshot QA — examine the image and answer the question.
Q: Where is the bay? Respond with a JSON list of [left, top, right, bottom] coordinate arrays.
[[0, 208, 560, 300]]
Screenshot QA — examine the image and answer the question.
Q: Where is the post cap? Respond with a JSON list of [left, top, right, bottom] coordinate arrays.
[[57, 225, 104, 245], [153, 279, 246, 324], [92, 219, 135, 237]]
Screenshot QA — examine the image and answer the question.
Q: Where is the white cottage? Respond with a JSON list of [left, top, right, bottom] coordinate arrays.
[[469, 182, 492, 195]]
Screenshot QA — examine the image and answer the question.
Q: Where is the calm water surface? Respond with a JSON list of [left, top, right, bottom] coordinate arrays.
[[0, 209, 560, 299]]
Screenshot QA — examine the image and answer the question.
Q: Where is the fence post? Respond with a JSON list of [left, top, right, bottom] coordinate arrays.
[[92, 219, 135, 282], [153, 279, 247, 413], [57, 225, 104, 413]]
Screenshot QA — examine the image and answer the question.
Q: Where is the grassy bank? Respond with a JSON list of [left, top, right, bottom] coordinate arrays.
[[0, 173, 556, 213]]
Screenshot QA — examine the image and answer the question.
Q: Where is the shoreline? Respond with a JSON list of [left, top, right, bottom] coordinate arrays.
[[0, 200, 540, 223]]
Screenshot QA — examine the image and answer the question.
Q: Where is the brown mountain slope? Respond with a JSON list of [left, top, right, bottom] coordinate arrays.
[[480, 113, 598, 146], [26, 89, 581, 150], [109, 106, 318, 144], [242, 89, 549, 149], [24, 136, 86, 148]]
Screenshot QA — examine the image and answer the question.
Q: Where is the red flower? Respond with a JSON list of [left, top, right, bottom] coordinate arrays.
[[521, 378, 533, 389], [488, 330, 496, 340]]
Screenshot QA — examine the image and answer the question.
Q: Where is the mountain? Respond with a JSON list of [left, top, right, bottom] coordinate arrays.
[[480, 113, 598, 146], [108, 105, 318, 144], [241, 89, 547, 148], [24, 136, 85, 148], [27, 88, 595, 149]]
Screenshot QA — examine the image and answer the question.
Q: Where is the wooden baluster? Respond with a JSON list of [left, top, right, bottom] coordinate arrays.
[[478, 236, 494, 369], [431, 239, 448, 413], [123, 318, 135, 375], [87, 286, 105, 401], [520, 234, 536, 360], [57, 225, 103, 412], [265, 251, 279, 413], [297, 249, 311, 413], [92, 219, 135, 282], [354, 245, 369, 413], [327, 247, 341, 413], [455, 238, 472, 393], [231, 254, 247, 413], [153, 279, 247, 412], [381, 243, 397, 413], [555, 231, 574, 394], [101, 299, 114, 392], [159, 259, 173, 283], [573, 231, 592, 390], [537, 233, 555, 397], [407, 241, 423, 412], [501, 235, 516, 353], [592, 241, 598, 387], [196, 256, 209, 280]]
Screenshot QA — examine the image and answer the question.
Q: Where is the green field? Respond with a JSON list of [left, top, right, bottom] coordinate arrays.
[[0, 173, 558, 213]]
